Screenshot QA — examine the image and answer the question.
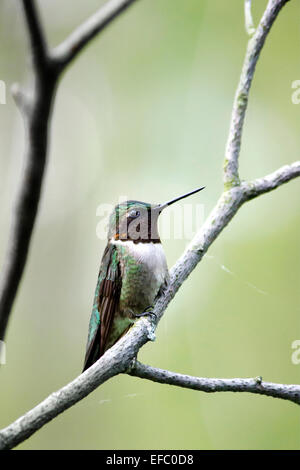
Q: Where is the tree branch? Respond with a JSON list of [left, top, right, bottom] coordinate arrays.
[[21, 0, 49, 73], [51, 0, 140, 70], [0, 0, 298, 450], [0, 0, 57, 341], [130, 361, 300, 405], [224, 0, 290, 188], [244, 0, 255, 36], [243, 161, 300, 199], [0, 317, 154, 450], [0, 0, 139, 342]]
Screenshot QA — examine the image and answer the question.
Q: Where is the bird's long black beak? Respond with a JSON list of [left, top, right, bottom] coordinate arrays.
[[156, 186, 205, 213]]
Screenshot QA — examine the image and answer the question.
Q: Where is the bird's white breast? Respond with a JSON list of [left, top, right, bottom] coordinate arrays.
[[111, 239, 168, 281]]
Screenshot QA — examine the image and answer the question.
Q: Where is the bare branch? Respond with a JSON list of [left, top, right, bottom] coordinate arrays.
[[51, 0, 140, 70], [0, 0, 57, 341], [130, 361, 300, 405], [21, 0, 49, 73], [157, 187, 246, 316], [10, 83, 31, 116], [244, 0, 256, 36], [224, 0, 290, 188], [243, 161, 300, 199], [0, 317, 154, 450], [0, 0, 140, 342]]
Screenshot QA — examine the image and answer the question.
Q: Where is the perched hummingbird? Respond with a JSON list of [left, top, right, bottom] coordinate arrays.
[[83, 186, 205, 371]]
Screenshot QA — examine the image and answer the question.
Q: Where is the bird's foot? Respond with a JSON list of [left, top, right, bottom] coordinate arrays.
[[134, 305, 157, 321]]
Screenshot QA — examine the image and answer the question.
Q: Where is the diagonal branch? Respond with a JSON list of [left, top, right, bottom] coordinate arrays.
[[0, 317, 153, 450], [243, 161, 300, 199], [51, 0, 140, 70], [0, 0, 140, 342], [130, 361, 300, 405], [224, 0, 290, 188]]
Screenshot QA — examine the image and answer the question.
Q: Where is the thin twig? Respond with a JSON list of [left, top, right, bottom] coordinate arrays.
[[130, 361, 300, 405], [224, 0, 290, 188], [243, 161, 300, 199], [244, 0, 256, 36], [51, 0, 140, 69]]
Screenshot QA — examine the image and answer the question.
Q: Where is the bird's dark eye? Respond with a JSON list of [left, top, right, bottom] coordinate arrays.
[[135, 210, 140, 217]]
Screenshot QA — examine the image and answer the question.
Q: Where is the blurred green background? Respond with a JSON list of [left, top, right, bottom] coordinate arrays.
[[0, 0, 299, 450]]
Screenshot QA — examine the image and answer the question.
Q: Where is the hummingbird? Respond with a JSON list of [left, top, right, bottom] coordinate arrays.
[[82, 186, 205, 371]]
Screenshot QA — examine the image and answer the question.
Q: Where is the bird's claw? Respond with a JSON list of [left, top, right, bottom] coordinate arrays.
[[134, 306, 157, 321]]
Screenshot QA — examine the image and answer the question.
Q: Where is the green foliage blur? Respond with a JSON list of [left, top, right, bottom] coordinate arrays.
[[0, 0, 299, 449]]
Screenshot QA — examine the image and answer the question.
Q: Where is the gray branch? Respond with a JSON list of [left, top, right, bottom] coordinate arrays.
[[244, 0, 255, 36], [224, 0, 290, 188], [0, 0, 139, 341], [155, 161, 300, 318], [243, 162, 300, 199], [0, 318, 154, 450], [130, 361, 300, 405], [0, 0, 298, 451], [51, 0, 140, 69]]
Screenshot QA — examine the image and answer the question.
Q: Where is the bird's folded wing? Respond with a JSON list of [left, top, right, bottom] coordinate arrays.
[[83, 243, 122, 371]]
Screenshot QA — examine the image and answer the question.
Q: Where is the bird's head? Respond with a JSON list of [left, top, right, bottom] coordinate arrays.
[[108, 186, 205, 244]]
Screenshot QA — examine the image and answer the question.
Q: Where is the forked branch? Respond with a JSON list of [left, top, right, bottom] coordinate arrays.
[[130, 361, 300, 405], [0, 0, 139, 341]]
